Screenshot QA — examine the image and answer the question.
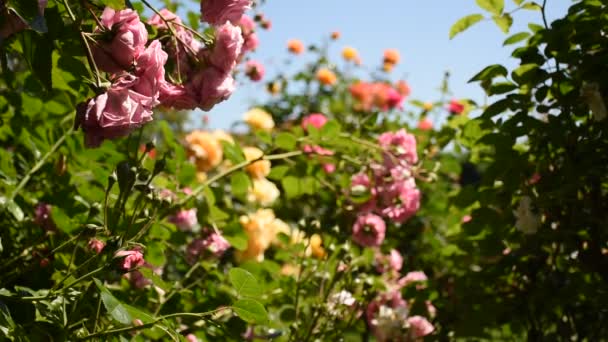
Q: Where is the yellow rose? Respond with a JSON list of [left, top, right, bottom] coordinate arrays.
[[244, 108, 274, 131], [185, 130, 223, 172], [342, 47, 358, 61], [243, 146, 271, 179], [309, 234, 326, 259], [247, 178, 280, 207], [237, 209, 286, 262]]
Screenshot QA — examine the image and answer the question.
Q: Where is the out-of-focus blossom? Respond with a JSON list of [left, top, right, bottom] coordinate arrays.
[[418, 118, 433, 131], [243, 108, 274, 131], [88, 238, 106, 254], [243, 146, 271, 179], [514, 196, 540, 234], [247, 178, 280, 206], [245, 60, 265, 81], [287, 39, 304, 54], [200, 0, 252, 26], [352, 213, 386, 247], [407, 316, 435, 338], [115, 250, 145, 271], [342, 46, 358, 61], [169, 208, 198, 231], [383, 49, 400, 65], [301, 113, 328, 130], [448, 99, 465, 115], [316, 68, 337, 86]]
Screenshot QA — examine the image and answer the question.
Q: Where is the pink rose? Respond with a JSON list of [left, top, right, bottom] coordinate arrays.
[[242, 32, 259, 54], [385, 87, 403, 110], [238, 15, 255, 35], [208, 22, 243, 73], [92, 8, 148, 74], [186, 334, 199, 342], [301, 113, 328, 130], [302, 145, 334, 156], [169, 208, 198, 231], [352, 213, 386, 247], [115, 250, 145, 270], [159, 83, 198, 110], [77, 75, 155, 147], [192, 67, 236, 111], [380, 185, 420, 224], [323, 163, 336, 174], [398, 271, 428, 288], [133, 40, 168, 99], [148, 9, 182, 29], [200, 0, 252, 26], [186, 231, 231, 263], [378, 129, 418, 165], [88, 238, 106, 254], [407, 316, 434, 338], [245, 60, 265, 81], [376, 249, 403, 273], [448, 99, 465, 115]]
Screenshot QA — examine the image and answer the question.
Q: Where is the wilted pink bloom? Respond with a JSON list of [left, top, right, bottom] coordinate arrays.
[[418, 118, 433, 131], [378, 129, 418, 165], [200, 0, 252, 26], [148, 9, 182, 29], [34, 202, 56, 232], [323, 163, 336, 174], [77, 75, 155, 147], [88, 238, 105, 254], [245, 60, 265, 81], [92, 8, 148, 74], [169, 208, 198, 231], [376, 249, 403, 273], [186, 231, 231, 263], [115, 250, 145, 270], [448, 99, 465, 115], [208, 22, 243, 73], [398, 271, 428, 289], [352, 213, 386, 247], [159, 83, 198, 110], [407, 316, 434, 338], [301, 113, 328, 130], [192, 67, 237, 111]]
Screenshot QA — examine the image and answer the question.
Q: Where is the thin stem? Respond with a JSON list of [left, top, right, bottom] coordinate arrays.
[[62, 0, 76, 21], [59, 266, 106, 293], [80, 32, 102, 88], [9, 127, 74, 201], [93, 294, 102, 333], [78, 309, 228, 340]]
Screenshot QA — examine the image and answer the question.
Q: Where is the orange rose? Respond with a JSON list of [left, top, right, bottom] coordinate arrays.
[[287, 39, 304, 54], [243, 146, 271, 179], [383, 48, 400, 65], [316, 68, 337, 86], [342, 46, 358, 61]]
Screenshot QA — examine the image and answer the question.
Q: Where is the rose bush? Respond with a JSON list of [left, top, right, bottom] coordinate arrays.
[[0, 0, 606, 341]]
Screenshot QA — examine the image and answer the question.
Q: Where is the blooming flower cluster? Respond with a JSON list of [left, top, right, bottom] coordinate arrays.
[[349, 81, 409, 112]]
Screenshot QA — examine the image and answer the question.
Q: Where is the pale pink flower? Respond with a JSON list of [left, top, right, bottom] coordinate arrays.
[[301, 113, 328, 130], [200, 0, 252, 26], [169, 208, 198, 231], [380, 185, 420, 224], [245, 60, 265, 81], [192, 67, 236, 111], [323, 163, 336, 174], [159, 83, 197, 110], [242, 32, 259, 54], [92, 8, 148, 74], [115, 250, 145, 270], [425, 300, 437, 318], [186, 334, 199, 342], [418, 118, 433, 131], [302, 145, 334, 156], [88, 238, 105, 254], [186, 231, 231, 263], [352, 213, 386, 247], [148, 9, 182, 29], [407, 316, 434, 338], [133, 40, 168, 100]]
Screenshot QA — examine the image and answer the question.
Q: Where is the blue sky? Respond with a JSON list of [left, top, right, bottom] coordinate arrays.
[[188, 0, 571, 129]]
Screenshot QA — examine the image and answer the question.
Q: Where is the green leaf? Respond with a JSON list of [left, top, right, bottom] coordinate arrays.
[[230, 172, 251, 198], [224, 233, 248, 251], [139, 268, 171, 293], [145, 241, 166, 267], [229, 268, 263, 298], [267, 165, 290, 181], [281, 176, 300, 199], [492, 14, 513, 34], [221, 141, 245, 164], [50, 207, 77, 234], [275, 132, 297, 150], [99, 0, 126, 9], [449, 14, 484, 39], [469, 64, 508, 83], [476, 0, 504, 15], [320, 120, 341, 137], [521, 2, 541, 10], [512, 63, 539, 84], [21, 31, 53, 90], [488, 82, 518, 95], [94, 279, 132, 325], [3, 199, 24, 222], [503, 32, 530, 45], [232, 299, 268, 324]]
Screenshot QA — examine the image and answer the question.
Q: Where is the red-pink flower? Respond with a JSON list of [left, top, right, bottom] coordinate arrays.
[[169, 208, 198, 231], [448, 99, 465, 115], [115, 250, 145, 270], [323, 163, 336, 174], [245, 60, 265, 81], [92, 8, 148, 74], [418, 118, 433, 131], [34, 202, 57, 232], [407, 316, 434, 338], [77, 75, 155, 147], [301, 113, 328, 130], [186, 231, 231, 263], [133, 40, 169, 99], [88, 238, 106, 254], [352, 213, 386, 247], [192, 67, 237, 111], [302, 144, 334, 156], [200, 0, 252, 26], [380, 185, 420, 224]]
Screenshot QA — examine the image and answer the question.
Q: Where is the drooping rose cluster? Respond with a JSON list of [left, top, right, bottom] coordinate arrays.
[[349, 81, 409, 112], [350, 128, 421, 248], [78, 8, 168, 147]]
